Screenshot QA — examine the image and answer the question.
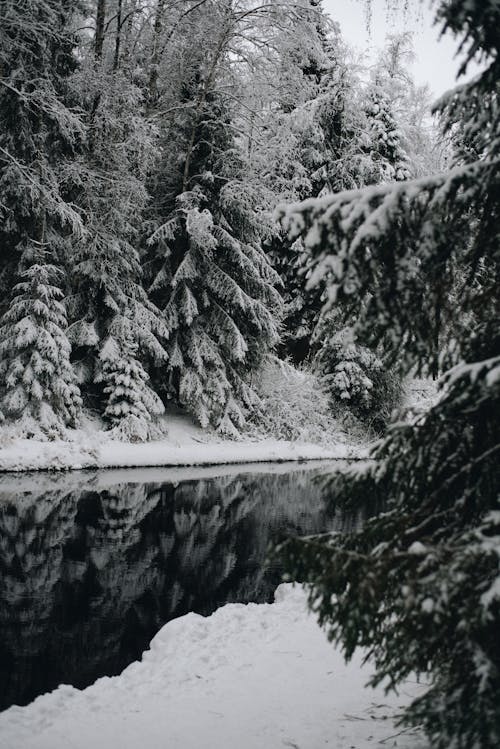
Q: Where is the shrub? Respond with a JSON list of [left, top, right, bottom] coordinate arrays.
[[314, 324, 402, 434], [247, 357, 352, 444]]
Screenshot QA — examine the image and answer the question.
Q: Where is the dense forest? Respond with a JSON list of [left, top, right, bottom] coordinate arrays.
[[1, 2, 499, 748], [0, 0, 441, 442]]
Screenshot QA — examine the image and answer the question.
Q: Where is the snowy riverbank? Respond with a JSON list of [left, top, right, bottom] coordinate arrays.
[[0, 412, 366, 472], [0, 379, 438, 473], [0, 584, 428, 749]]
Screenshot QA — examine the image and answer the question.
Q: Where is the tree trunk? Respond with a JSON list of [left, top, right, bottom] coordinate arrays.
[[148, 0, 165, 109], [182, 23, 230, 192], [113, 0, 123, 70], [94, 0, 106, 60], [432, 289, 442, 380], [121, 0, 136, 69]]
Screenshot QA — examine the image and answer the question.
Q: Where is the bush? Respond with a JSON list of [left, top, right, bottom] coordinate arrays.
[[314, 326, 402, 434], [247, 357, 353, 443]]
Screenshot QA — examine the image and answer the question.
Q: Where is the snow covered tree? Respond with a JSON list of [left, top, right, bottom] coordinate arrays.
[[0, 0, 85, 280], [149, 148, 281, 436], [146, 2, 282, 434], [309, 34, 436, 418], [0, 0, 85, 435], [366, 33, 445, 181], [313, 312, 401, 433], [0, 255, 82, 437], [363, 81, 411, 183], [255, 2, 368, 362], [95, 334, 164, 441], [66, 6, 167, 433], [278, 1, 500, 746]]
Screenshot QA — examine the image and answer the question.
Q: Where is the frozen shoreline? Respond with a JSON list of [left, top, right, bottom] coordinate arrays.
[[0, 412, 367, 473], [0, 584, 428, 749], [0, 437, 366, 473], [0, 380, 437, 474]]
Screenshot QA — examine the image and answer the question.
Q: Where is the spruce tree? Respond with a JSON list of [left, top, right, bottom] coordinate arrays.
[[313, 310, 401, 433], [373, 33, 442, 179], [95, 334, 164, 441], [0, 0, 85, 435], [307, 40, 417, 418], [147, 9, 281, 435], [0, 255, 82, 437], [278, 1, 500, 745], [257, 1, 366, 362], [67, 8, 167, 434], [364, 81, 412, 184]]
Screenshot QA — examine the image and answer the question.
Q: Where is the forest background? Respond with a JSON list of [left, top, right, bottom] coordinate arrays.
[[0, 0, 444, 444]]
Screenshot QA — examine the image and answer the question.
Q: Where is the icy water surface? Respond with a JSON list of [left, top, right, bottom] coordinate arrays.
[[0, 462, 362, 711]]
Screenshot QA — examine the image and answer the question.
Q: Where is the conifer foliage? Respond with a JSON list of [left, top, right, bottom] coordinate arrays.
[[149, 141, 282, 434], [0, 0, 84, 437], [313, 315, 401, 433], [278, 1, 500, 746], [95, 334, 164, 442], [67, 10, 167, 432], [364, 83, 411, 183], [0, 0, 445, 443], [147, 2, 282, 434], [256, 2, 364, 362], [0, 255, 82, 436]]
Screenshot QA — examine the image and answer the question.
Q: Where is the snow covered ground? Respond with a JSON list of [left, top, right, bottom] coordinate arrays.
[[0, 584, 428, 749], [0, 379, 438, 474], [0, 412, 366, 472]]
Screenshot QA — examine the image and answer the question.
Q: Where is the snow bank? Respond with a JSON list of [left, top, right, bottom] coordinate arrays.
[[0, 413, 366, 473], [0, 584, 428, 749]]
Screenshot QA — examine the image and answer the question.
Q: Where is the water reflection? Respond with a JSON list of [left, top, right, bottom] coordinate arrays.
[[0, 463, 361, 710]]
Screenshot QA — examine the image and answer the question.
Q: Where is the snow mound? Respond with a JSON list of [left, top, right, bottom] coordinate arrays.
[[0, 585, 428, 749]]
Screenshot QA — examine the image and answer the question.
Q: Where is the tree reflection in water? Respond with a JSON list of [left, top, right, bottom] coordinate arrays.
[[0, 463, 365, 710]]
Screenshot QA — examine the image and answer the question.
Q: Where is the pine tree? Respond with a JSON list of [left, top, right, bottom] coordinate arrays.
[[67, 6, 168, 433], [0, 254, 82, 437], [146, 5, 282, 434], [278, 1, 500, 745], [307, 37, 420, 413], [256, 1, 366, 362], [313, 311, 401, 433], [364, 81, 412, 183], [0, 0, 85, 278], [95, 334, 164, 442], [373, 33, 442, 179], [0, 0, 85, 435]]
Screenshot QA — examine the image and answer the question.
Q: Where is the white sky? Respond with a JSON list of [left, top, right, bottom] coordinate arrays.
[[322, 0, 480, 98]]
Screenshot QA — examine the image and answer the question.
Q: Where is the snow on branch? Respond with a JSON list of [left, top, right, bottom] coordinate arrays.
[[276, 157, 499, 372]]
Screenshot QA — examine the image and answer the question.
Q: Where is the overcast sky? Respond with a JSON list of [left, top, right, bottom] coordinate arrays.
[[322, 0, 479, 98]]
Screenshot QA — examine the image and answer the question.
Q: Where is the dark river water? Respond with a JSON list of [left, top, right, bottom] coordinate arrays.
[[0, 462, 361, 711]]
